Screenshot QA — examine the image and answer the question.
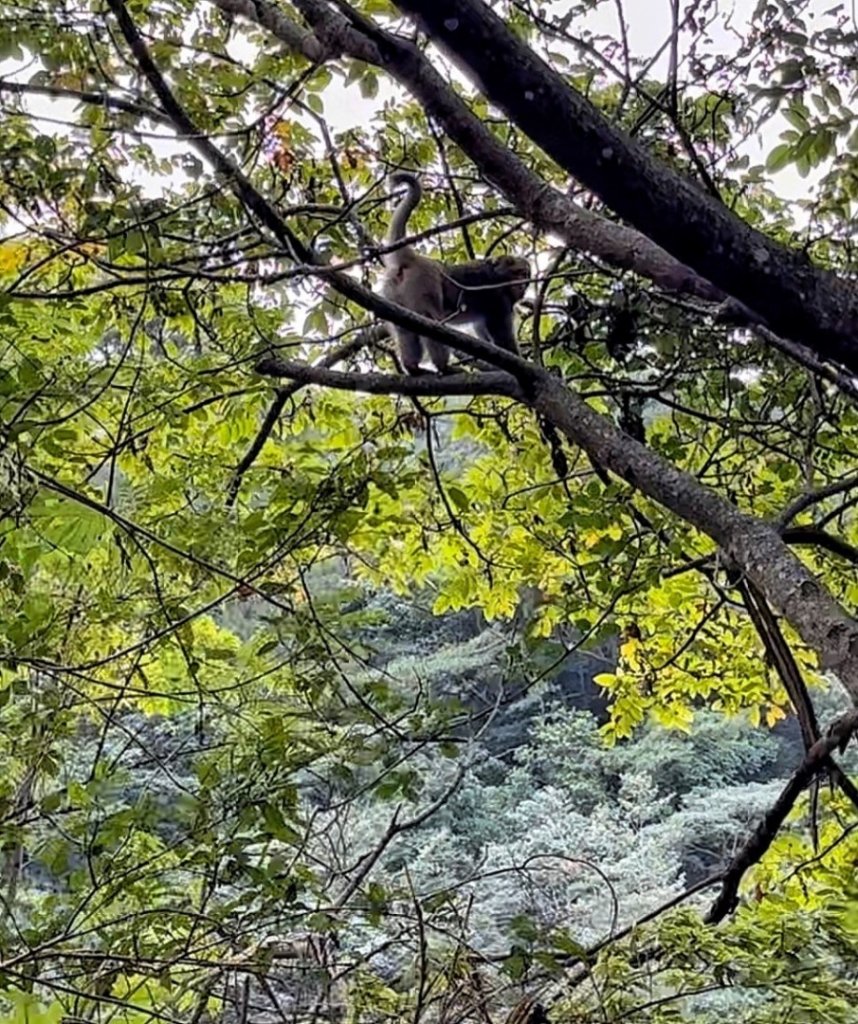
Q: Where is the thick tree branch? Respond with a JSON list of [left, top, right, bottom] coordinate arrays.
[[256, 343, 858, 701], [264, 0, 853, 386], [215, 0, 726, 305], [394, 0, 858, 372], [254, 356, 521, 397], [206, 0, 858, 392], [530, 373, 858, 697]]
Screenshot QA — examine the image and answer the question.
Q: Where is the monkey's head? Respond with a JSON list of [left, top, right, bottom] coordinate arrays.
[[488, 255, 530, 301]]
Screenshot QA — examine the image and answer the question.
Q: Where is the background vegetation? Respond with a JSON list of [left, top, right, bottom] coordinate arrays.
[[1, 0, 858, 1021]]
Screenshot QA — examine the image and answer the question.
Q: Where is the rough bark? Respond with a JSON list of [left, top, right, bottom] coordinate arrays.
[[394, 0, 858, 372], [530, 373, 858, 697], [215, 0, 725, 304]]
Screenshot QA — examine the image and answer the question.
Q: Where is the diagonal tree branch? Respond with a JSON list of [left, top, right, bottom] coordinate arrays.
[[704, 709, 858, 923], [214, 0, 726, 305], [738, 579, 858, 812], [783, 526, 858, 565], [258, 350, 858, 701], [740, 581, 821, 751], [779, 472, 858, 528], [393, 0, 858, 372], [208, 0, 328, 60], [107, 0, 858, 702]]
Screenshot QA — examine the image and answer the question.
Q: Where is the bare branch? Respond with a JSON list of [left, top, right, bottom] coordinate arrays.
[[254, 355, 522, 398], [0, 79, 170, 124], [705, 709, 858, 923], [779, 472, 858, 528], [738, 580, 858, 814], [784, 526, 858, 565], [333, 763, 467, 910]]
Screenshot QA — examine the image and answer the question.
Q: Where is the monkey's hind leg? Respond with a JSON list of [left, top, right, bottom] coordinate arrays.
[[424, 337, 452, 374], [397, 330, 426, 375]]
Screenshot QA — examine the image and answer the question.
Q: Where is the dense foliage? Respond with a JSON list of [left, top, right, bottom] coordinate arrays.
[[1, 0, 858, 1021]]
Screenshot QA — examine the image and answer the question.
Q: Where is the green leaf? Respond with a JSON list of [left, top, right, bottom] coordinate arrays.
[[783, 105, 809, 131], [766, 143, 793, 172], [447, 486, 470, 512], [303, 306, 329, 335], [261, 803, 300, 844]]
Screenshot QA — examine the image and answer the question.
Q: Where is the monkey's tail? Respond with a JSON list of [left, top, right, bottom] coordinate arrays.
[[384, 171, 422, 267]]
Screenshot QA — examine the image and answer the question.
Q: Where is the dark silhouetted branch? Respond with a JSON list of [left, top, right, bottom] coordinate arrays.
[[705, 709, 858, 923]]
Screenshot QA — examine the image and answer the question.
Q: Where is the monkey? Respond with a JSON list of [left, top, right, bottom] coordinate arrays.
[[442, 252, 529, 357], [381, 171, 529, 374]]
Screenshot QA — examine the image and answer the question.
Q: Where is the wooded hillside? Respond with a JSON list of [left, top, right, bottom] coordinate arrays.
[[1, 0, 857, 1020]]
